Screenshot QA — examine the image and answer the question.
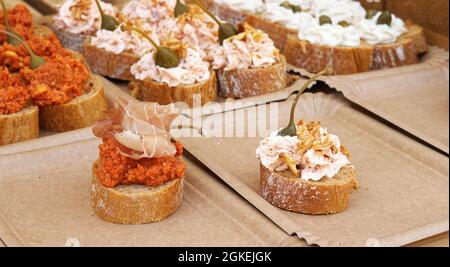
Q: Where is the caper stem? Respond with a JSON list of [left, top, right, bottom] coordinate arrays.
[[0, 29, 43, 66], [94, 0, 105, 17], [1, 0, 11, 28], [125, 26, 159, 50], [191, 0, 222, 26], [287, 70, 327, 130]]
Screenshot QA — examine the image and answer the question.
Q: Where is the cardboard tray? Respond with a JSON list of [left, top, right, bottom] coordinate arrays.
[[177, 92, 449, 247], [0, 130, 307, 247]]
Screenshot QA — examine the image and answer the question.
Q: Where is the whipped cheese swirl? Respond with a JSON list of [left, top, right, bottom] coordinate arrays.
[[299, 23, 361, 47], [131, 48, 211, 87], [90, 27, 158, 56], [262, 2, 315, 30], [53, 0, 117, 35], [256, 124, 350, 182], [355, 12, 407, 45], [213, 28, 278, 71], [215, 0, 266, 13]]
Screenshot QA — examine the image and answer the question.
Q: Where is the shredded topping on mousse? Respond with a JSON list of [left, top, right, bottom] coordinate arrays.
[[213, 24, 279, 71], [159, 6, 219, 61], [256, 120, 351, 181], [53, 0, 117, 35], [93, 99, 185, 188]]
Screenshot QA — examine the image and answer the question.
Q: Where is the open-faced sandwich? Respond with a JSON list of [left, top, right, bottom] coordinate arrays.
[[127, 4, 218, 106], [213, 23, 286, 99], [201, 0, 428, 74], [1, 3, 108, 138], [256, 73, 359, 214], [1, 4, 39, 145], [129, 39, 217, 107], [177, 1, 287, 99], [82, 0, 175, 80], [91, 99, 185, 224], [50, 0, 119, 52]]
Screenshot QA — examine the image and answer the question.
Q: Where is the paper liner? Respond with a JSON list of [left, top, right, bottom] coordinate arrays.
[[289, 47, 450, 154], [177, 93, 449, 246], [0, 138, 307, 247]]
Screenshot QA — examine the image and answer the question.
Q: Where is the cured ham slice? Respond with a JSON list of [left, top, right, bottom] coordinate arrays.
[[93, 98, 184, 159]]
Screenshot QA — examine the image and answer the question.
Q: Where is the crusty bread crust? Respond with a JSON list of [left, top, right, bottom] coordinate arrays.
[[259, 164, 359, 214], [129, 70, 218, 107], [82, 39, 139, 81], [284, 25, 426, 74], [0, 106, 39, 146], [39, 75, 108, 132], [91, 160, 183, 224], [217, 55, 286, 99], [244, 14, 297, 52]]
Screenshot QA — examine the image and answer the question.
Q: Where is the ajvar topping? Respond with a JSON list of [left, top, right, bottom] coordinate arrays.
[[0, 67, 30, 115], [96, 136, 185, 188], [1, 5, 89, 112], [0, 42, 30, 72], [21, 54, 90, 106], [0, 5, 33, 42]]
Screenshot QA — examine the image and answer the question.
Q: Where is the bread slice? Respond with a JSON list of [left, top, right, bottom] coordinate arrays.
[[197, 0, 249, 26], [82, 39, 139, 81], [128, 70, 217, 107], [259, 164, 359, 214], [284, 24, 426, 74], [91, 160, 184, 224], [217, 55, 286, 99], [401, 23, 428, 54], [244, 14, 298, 52], [0, 105, 39, 146], [39, 75, 108, 132]]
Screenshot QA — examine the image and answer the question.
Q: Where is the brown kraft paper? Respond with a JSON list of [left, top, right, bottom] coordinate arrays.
[[177, 92, 449, 246]]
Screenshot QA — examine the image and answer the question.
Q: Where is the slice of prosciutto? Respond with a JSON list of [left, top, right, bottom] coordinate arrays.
[[93, 98, 184, 159]]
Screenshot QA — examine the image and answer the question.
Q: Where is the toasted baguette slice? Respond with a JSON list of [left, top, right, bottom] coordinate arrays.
[[197, 0, 249, 26], [0, 106, 39, 146], [284, 25, 426, 74], [91, 160, 183, 224], [244, 14, 297, 52], [217, 55, 286, 99], [129, 70, 217, 107], [401, 23, 428, 54], [82, 39, 139, 81], [260, 164, 359, 214], [39, 75, 108, 132]]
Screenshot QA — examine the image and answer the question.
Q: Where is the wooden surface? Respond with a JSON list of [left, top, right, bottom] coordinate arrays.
[[2, 0, 448, 248]]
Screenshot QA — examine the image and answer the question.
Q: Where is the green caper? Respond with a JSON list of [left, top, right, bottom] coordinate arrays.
[[219, 22, 239, 45], [155, 47, 181, 69], [377, 11, 392, 25], [279, 1, 302, 13], [338, 21, 350, 27], [174, 0, 189, 17], [366, 9, 378, 19], [279, 1, 291, 9], [319, 15, 332, 25]]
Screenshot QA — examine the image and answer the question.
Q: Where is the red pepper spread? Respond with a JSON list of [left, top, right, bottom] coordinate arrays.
[[1, 5, 90, 113], [95, 136, 186, 188], [0, 66, 29, 115]]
